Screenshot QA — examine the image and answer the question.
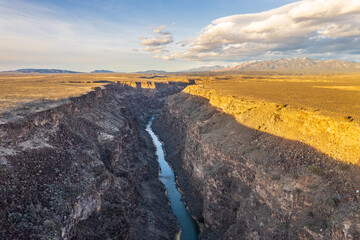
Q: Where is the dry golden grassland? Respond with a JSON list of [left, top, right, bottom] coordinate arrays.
[[0, 73, 188, 112], [193, 74, 360, 119], [1, 72, 360, 164], [185, 74, 360, 164]]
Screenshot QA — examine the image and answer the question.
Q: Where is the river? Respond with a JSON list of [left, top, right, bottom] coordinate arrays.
[[146, 117, 198, 240]]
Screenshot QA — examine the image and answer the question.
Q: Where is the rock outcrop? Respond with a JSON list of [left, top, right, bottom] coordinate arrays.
[[154, 93, 360, 240], [0, 83, 186, 239]]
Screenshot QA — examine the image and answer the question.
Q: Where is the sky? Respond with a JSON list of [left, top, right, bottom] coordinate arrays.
[[1, 0, 360, 72]]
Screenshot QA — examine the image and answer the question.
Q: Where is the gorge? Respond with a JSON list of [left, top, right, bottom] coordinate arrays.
[[146, 117, 198, 240], [1, 81, 360, 240]]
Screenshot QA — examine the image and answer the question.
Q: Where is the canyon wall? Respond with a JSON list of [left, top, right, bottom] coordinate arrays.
[[0, 83, 186, 239], [2, 79, 360, 240], [183, 85, 360, 165], [154, 92, 360, 240]]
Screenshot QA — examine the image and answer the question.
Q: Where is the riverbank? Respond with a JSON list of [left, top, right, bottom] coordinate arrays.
[[146, 117, 198, 240]]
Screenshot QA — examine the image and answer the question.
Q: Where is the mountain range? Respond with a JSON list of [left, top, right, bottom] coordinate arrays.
[[4, 68, 81, 73], [179, 65, 227, 72], [220, 58, 360, 74], [135, 70, 167, 75], [91, 70, 115, 73], [3, 58, 360, 74]]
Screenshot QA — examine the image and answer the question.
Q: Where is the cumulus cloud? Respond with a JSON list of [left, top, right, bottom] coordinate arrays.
[[140, 25, 174, 54], [153, 25, 171, 35], [143, 46, 169, 53], [140, 34, 173, 47], [166, 0, 360, 61]]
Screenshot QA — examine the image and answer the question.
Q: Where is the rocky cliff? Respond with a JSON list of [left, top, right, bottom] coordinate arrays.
[[153, 93, 360, 240], [183, 85, 360, 165], [2, 79, 360, 240], [0, 83, 186, 239]]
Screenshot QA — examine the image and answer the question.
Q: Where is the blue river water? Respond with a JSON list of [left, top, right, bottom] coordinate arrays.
[[146, 118, 198, 240]]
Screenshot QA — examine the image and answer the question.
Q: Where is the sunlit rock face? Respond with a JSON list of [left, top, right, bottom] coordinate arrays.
[[183, 85, 360, 165], [154, 92, 360, 240]]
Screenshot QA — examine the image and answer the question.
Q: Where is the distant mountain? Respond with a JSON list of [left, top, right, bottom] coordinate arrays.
[[4, 68, 80, 73], [91, 70, 115, 73], [135, 70, 167, 75], [221, 58, 360, 74], [180, 65, 227, 72]]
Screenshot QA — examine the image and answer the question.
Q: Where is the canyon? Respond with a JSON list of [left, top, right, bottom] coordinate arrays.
[[154, 92, 360, 239], [1, 80, 360, 239], [0, 82, 185, 239]]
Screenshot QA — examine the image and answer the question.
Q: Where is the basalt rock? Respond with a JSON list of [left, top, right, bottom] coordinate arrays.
[[2, 81, 360, 240], [0, 83, 186, 239], [153, 93, 360, 240]]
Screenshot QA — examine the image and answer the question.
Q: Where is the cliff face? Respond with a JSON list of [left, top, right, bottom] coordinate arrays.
[[183, 85, 360, 165], [0, 83, 186, 239], [2, 80, 360, 240], [154, 93, 360, 240]]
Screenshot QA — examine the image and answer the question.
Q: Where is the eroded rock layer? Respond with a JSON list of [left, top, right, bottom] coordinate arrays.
[[153, 93, 360, 240], [0, 83, 186, 239], [183, 85, 360, 165]]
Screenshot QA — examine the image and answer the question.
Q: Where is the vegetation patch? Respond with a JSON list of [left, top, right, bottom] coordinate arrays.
[[344, 116, 354, 122], [338, 164, 350, 171], [276, 104, 288, 111], [326, 196, 341, 208], [271, 174, 281, 181], [308, 164, 324, 176]]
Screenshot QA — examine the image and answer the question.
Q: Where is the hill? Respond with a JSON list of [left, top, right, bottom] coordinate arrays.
[[180, 65, 226, 73], [221, 58, 360, 74], [4, 68, 80, 74], [135, 70, 167, 75], [91, 70, 115, 73]]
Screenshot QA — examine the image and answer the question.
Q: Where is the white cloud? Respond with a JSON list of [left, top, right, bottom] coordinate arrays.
[[140, 34, 173, 47], [140, 25, 174, 55], [143, 46, 169, 53], [162, 55, 175, 61], [166, 0, 360, 61], [153, 25, 170, 35]]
